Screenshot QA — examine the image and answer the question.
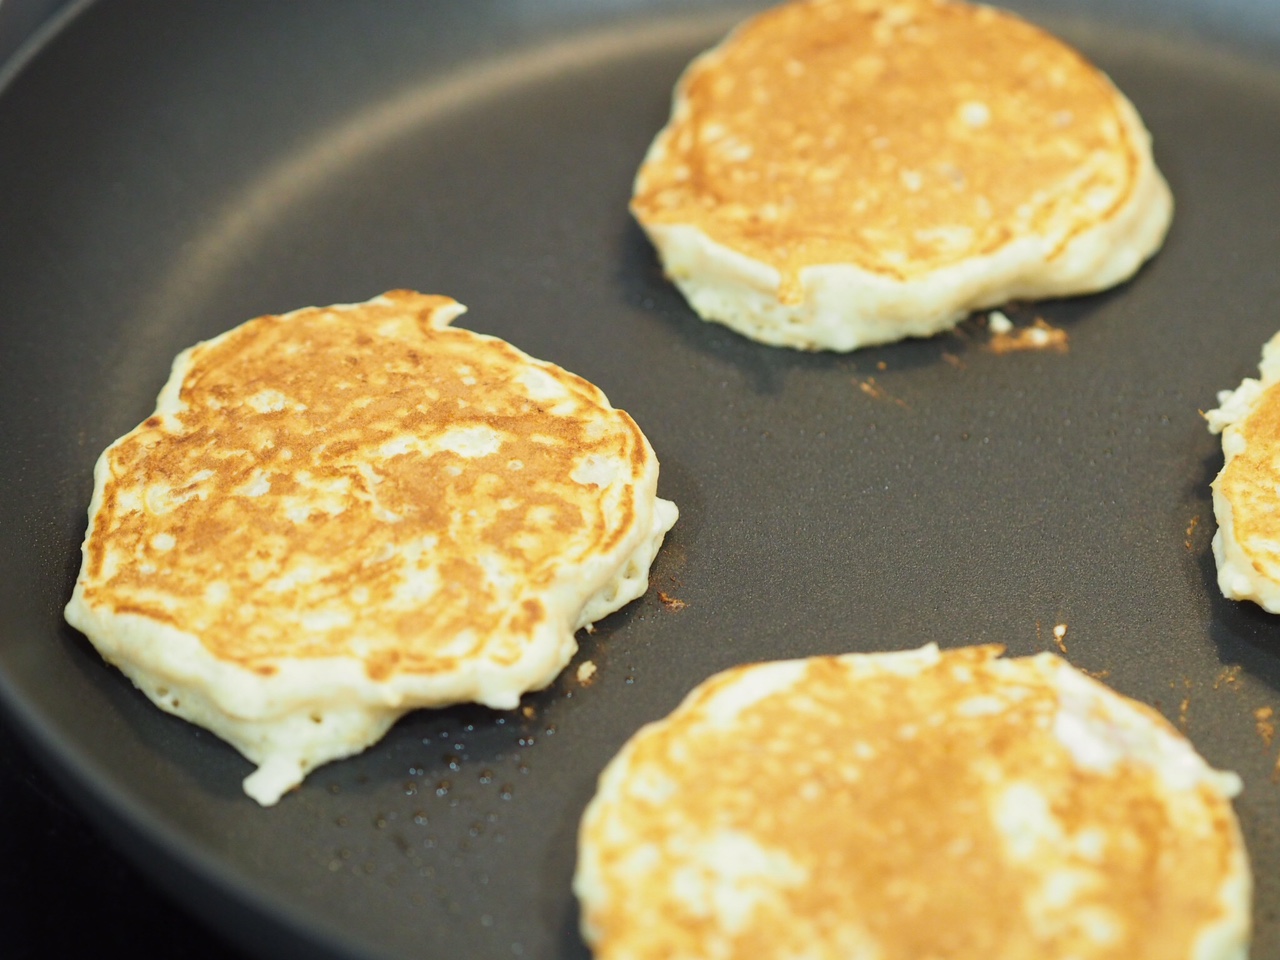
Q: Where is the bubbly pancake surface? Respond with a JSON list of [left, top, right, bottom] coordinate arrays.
[[575, 645, 1249, 960], [1207, 331, 1280, 611], [633, 0, 1172, 350], [66, 291, 677, 802]]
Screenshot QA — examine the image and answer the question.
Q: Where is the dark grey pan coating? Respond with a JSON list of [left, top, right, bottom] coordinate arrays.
[[2, 1, 1280, 957]]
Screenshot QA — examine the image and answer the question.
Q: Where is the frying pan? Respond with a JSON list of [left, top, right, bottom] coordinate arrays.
[[3, 1, 1280, 957]]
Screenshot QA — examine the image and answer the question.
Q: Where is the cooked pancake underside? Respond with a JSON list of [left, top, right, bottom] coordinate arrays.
[[575, 645, 1249, 959], [632, 0, 1173, 350], [66, 291, 678, 803]]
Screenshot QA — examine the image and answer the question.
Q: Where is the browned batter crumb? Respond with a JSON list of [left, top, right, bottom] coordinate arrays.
[[1255, 707, 1275, 748], [1213, 666, 1242, 691], [855, 376, 909, 408], [988, 318, 1069, 355], [1052, 622, 1068, 655], [658, 592, 688, 612], [1177, 679, 1193, 730]]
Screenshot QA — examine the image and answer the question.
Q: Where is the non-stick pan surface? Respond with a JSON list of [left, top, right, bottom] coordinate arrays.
[[3, 1, 1280, 957]]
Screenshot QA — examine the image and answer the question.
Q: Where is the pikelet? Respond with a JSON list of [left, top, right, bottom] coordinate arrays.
[[1207, 331, 1280, 611], [576, 644, 1250, 960], [65, 291, 678, 804], [632, 0, 1173, 351]]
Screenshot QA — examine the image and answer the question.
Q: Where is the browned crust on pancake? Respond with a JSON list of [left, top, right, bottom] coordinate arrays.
[[583, 647, 1241, 959], [81, 291, 651, 678], [633, 0, 1141, 300]]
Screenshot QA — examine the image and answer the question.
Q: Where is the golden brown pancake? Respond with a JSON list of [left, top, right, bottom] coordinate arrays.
[[576, 645, 1250, 960], [633, 0, 1172, 351], [1207, 330, 1280, 610], [65, 291, 678, 803]]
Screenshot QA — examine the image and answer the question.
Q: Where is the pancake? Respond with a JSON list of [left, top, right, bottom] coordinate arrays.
[[575, 644, 1250, 960], [1207, 331, 1280, 611], [632, 0, 1173, 351], [64, 291, 678, 804]]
